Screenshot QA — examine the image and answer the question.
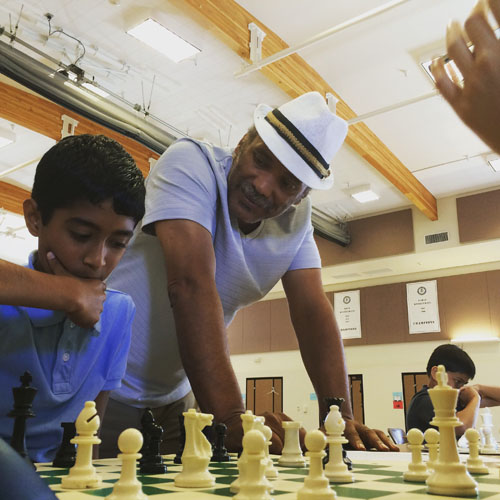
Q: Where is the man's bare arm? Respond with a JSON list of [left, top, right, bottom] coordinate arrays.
[[472, 384, 500, 407], [456, 386, 481, 438], [282, 268, 398, 451]]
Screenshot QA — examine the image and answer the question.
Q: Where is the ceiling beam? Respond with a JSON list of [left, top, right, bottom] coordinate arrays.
[[182, 0, 437, 221], [0, 80, 159, 213], [0, 181, 29, 215]]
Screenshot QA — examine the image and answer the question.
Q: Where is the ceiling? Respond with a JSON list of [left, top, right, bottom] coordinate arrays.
[[1, 0, 499, 279]]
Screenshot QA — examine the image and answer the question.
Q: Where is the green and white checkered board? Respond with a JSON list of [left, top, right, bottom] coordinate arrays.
[[37, 453, 500, 499]]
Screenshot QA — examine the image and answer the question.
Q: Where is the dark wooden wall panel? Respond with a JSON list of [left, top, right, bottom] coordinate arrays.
[[229, 270, 500, 356], [316, 209, 414, 267], [457, 190, 500, 243], [270, 298, 299, 351], [361, 283, 407, 344], [242, 301, 271, 353], [227, 309, 244, 354], [487, 270, 500, 336], [439, 273, 491, 339], [255, 378, 274, 415], [351, 377, 364, 424]]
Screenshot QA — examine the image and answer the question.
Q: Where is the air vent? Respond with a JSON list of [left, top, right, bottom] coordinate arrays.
[[425, 231, 449, 244]]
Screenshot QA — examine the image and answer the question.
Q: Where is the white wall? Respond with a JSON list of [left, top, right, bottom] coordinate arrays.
[[231, 339, 500, 440]]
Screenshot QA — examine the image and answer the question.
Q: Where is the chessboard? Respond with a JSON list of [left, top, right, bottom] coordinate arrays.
[[37, 450, 500, 499]]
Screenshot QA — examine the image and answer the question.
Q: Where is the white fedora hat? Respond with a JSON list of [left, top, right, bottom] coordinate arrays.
[[253, 91, 347, 190]]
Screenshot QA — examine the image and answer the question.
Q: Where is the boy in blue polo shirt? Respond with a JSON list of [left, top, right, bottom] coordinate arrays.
[[0, 134, 145, 463]]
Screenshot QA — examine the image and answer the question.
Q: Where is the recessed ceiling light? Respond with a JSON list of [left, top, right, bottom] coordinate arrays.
[[421, 57, 462, 84], [421, 27, 500, 83], [127, 18, 200, 63], [348, 185, 379, 203], [488, 157, 500, 172]]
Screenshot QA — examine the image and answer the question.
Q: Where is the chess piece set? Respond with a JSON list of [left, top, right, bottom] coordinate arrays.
[[404, 365, 491, 497], [7, 371, 357, 500], [49, 403, 352, 499]]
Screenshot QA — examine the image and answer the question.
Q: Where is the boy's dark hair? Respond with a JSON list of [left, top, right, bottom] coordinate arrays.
[[426, 344, 476, 379], [31, 134, 145, 225]]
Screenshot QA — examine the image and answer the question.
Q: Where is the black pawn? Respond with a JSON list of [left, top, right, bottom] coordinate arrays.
[[173, 414, 185, 464], [139, 408, 167, 474], [211, 423, 230, 462], [322, 397, 352, 471], [8, 371, 37, 466], [52, 422, 77, 468]]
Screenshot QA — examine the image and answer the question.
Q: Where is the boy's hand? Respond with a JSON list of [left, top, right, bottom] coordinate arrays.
[[47, 252, 106, 328]]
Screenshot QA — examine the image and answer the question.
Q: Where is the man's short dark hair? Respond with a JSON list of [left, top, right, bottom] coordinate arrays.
[[426, 344, 476, 379], [31, 134, 145, 225]]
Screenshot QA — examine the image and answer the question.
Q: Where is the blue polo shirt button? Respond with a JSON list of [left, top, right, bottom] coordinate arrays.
[[62, 352, 71, 362], [69, 322, 75, 328]]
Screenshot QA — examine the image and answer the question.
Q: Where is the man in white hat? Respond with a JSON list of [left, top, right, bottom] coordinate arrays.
[[100, 91, 398, 455]]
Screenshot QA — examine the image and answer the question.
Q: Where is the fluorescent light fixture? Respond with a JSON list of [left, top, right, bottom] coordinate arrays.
[[0, 126, 16, 148], [348, 184, 379, 203], [488, 157, 500, 172], [127, 18, 200, 63], [81, 82, 109, 98], [451, 336, 500, 344], [63, 81, 99, 101]]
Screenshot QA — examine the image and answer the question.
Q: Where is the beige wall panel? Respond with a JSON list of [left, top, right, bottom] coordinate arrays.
[[242, 301, 271, 353], [227, 309, 244, 355], [270, 298, 299, 352], [438, 273, 492, 340], [315, 209, 414, 267], [457, 189, 500, 243]]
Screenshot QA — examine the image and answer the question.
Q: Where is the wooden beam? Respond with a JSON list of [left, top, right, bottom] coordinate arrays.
[[182, 0, 437, 220], [0, 81, 159, 213], [0, 181, 29, 215]]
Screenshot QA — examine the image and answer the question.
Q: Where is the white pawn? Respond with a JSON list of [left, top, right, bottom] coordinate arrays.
[[231, 411, 258, 493], [297, 430, 336, 500], [278, 421, 305, 467], [174, 409, 215, 488], [262, 425, 278, 480], [242, 410, 258, 434], [234, 430, 272, 500], [424, 428, 439, 472], [403, 428, 429, 482], [251, 418, 274, 492], [105, 429, 147, 500], [324, 405, 354, 483], [61, 401, 102, 489], [465, 429, 489, 475]]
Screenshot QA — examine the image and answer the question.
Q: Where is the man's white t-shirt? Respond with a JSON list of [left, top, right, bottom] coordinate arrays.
[[108, 138, 321, 408]]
